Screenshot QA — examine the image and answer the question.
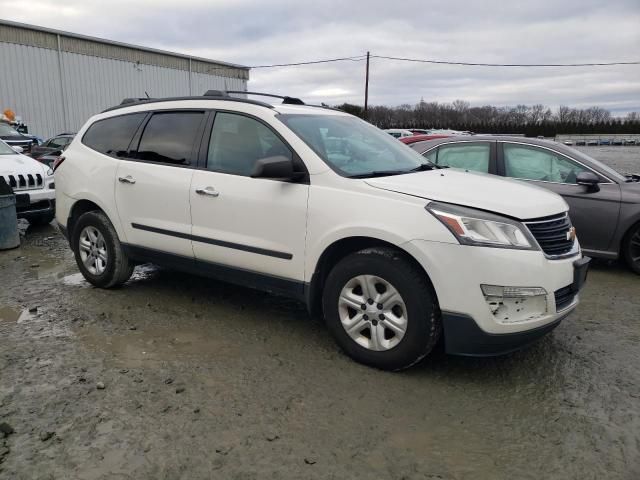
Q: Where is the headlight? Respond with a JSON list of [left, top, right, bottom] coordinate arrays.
[[426, 201, 538, 250], [46, 167, 54, 176]]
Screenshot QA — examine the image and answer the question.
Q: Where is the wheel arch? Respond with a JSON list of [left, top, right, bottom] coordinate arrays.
[[305, 236, 438, 317], [67, 199, 115, 241]]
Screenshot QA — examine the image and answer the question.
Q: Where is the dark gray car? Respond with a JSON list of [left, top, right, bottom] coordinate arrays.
[[409, 136, 640, 273]]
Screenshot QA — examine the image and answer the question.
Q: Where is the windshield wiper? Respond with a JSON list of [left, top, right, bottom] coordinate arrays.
[[348, 170, 410, 179], [408, 163, 437, 172], [349, 163, 438, 179], [624, 173, 640, 182]]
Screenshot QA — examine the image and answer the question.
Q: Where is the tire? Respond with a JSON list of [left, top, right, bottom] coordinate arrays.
[[322, 247, 441, 371], [29, 212, 55, 226], [71, 211, 134, 288], [622, 222, 640, 275]]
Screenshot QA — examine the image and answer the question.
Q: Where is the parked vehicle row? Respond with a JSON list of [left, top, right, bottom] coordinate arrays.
[[408, 136, 640, 273], [54, 91, 589, 370]]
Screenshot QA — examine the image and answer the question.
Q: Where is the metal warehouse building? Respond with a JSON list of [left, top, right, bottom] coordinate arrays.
[[0, 20, 249, 138]]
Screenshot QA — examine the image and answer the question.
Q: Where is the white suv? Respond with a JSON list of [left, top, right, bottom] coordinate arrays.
[[0, 139, 56, 225], [55, 91, 590, 370]]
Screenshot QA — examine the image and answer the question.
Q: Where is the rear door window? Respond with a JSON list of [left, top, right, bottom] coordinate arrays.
[[435, 143, 490, 172], [82, 113, 146, 158], [135, 112, 204, 166]]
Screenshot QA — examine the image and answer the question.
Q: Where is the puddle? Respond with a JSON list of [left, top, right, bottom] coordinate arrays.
[[62, 272, 89, 286], [62, 264, 159, 287], [0, 305, 34, 323]]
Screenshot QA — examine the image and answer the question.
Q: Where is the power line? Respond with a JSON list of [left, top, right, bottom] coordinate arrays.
[[371, 55, 640, 67], [246, 54, 640, 69], [250, 55, 367, 69]]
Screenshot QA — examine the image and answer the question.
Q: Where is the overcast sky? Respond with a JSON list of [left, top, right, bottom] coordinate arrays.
[[2, 0, 639, 114]]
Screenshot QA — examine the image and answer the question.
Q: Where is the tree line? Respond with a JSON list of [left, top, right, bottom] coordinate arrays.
[[336, 100, 640, 137]]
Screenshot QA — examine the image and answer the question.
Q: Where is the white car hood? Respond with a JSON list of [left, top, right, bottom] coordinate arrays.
[[0, 153, 47, 177], [365, 168, 568, 220]]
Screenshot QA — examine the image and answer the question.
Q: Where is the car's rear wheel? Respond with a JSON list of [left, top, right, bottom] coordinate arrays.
[[72, 211, 134, 288], [322, 247, 441, 371], [623, 223, 640, 275]]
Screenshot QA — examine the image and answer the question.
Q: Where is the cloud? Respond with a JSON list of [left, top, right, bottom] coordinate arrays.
[[1, 0, 639, 113]]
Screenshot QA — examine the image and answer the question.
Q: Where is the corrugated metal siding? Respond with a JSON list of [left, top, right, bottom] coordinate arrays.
[[0, 22, 248, 79], [0, 43, 65, 138], [0, 43, 248, 138]]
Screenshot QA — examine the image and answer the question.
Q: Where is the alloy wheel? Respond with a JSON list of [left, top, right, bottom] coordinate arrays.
[[78, 226, 108, 275]]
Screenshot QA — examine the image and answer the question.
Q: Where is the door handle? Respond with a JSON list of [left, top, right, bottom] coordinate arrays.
[[118, 175, 136, 184], [195, 186, 219, 197]]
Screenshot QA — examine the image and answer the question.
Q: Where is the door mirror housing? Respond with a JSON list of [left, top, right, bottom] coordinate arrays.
[[12, 146, 24, 154], [251, 156, 304, 181], [576, 171, 600, 192]]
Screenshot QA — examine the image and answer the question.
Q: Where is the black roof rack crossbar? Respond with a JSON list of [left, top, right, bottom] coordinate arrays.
[[224, 91, 306, 105]]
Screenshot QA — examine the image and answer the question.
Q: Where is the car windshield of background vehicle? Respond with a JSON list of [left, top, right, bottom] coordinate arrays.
[[0, 140, 17, 155], [0, 124, 21, 136], [278, 114, 431, 177]]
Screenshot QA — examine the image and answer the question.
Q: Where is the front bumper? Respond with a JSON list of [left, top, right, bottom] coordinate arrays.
[[15, 188, 56, 219], [403, 239, 589, 352], [441, 310, 569, 356]]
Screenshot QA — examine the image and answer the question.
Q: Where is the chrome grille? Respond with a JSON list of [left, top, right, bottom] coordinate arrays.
[[524, 213, 575, 257], [1, 173, 43, 191]]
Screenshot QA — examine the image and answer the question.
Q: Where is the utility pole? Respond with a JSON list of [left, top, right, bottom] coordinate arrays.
[[364, 51, 370, 119]]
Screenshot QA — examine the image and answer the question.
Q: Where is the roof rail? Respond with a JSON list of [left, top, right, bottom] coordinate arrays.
[[222, 90, 306, 105], [103, 94, 273, 113]]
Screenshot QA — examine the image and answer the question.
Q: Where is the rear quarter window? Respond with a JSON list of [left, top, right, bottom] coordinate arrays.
[[82, 113, 146, 158]]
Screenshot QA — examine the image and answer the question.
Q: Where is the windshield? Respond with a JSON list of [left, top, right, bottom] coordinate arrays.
[[0, 140, 17, 155], [0, 124, 21, 136], [564, 146, 627, 182], [278, 114, 430, 177]]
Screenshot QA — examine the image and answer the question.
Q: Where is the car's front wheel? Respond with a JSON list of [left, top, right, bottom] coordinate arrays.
[[623, 222, 640, 275], [72, 211, 134, 288], [322, 247, 441, 371]]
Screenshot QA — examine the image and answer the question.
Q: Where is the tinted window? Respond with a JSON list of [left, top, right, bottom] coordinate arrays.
[[207, 113, 292, 176], [82, 114, 145, 158], [436, 143, 490, 172], [503, 143, 588, 184], [135, 112, 204, 165], [48, 137, 71, 149]]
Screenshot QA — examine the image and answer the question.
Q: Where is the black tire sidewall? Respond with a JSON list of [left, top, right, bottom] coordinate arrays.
[[72, 212, 119, 288], [322, 251, 439, 370], [623, 223, 640, 274]]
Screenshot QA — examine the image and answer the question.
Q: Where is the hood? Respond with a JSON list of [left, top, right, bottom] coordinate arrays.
[[0, 153, 47, 177], [365, 169, 568, 220]]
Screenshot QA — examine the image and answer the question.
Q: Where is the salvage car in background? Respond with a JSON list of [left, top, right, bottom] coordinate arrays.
[[0, 139, 56, 225], [30, 133, 75, 160], [0, 122, 38, 154], [409, 136, 640, 273]]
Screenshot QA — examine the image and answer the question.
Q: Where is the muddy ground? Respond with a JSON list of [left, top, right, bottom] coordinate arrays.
[[1, 147, 639, 479]]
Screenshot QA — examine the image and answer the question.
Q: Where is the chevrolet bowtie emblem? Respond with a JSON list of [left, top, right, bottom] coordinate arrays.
[[566, 227, 576, 241]]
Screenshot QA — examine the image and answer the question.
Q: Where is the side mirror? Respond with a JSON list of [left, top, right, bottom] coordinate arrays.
[[12, 146, 24, 154], [251, 156, 303, 180], [576, 171, 600, 192]]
